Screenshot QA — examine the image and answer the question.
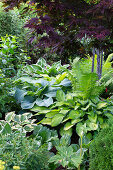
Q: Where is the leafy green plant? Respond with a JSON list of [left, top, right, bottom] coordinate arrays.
[[0, 34, 28, 77], [49, 135, 89, 170], [89, 119, 113, 170], [14, 58, 71, 110], [0, 112, 58, 170]]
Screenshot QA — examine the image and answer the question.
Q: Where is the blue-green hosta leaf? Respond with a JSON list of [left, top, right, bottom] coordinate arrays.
[[15, 88, 27, 103], [21, 96, 35, 109], [45, 87, 61, 97], [56, 90, 65, 102], [54, 78, 71, 87], [36, 97, 53, 107], [51, 114, 64, 127]]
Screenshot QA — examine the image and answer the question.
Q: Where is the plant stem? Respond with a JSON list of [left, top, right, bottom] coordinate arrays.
[[78, 136, 83, 170]]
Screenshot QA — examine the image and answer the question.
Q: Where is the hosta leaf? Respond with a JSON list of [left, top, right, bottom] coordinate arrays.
[[56, 72, 67, 83], [21, 96, 35, 109], [46, 110, 60, 117], [2, 123, 11, 135], [97, 102, 107, 109], [59, 109, 70, 115], [45, 87, 60, 97], [60, 127, 72, 136], [76, 123, 87, 137], [71, 118, 82, 125], [36, 97, 53, 107], [15, 88, 27, 103], [87, 122, 98, 131], [41, 118, 52, 125], [88, 114, 97, 123], [5, 112, 15, 122], [56, 90, 65, 102], [51, 114, 64, 127], [31, 105, 48, 112], [64, 122, 74, 130], [69, 110, 81, 119]]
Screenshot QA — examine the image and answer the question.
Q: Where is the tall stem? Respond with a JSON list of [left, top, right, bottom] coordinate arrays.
[[96, 49, 101, 79], [100, 50, 103, 78], [78, 136, 83, 170], [91, 48, 95, 72]]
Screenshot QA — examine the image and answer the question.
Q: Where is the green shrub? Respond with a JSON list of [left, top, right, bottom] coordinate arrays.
[[89, 120, 113, 170]]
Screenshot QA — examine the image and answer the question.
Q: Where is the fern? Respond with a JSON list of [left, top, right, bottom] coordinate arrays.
[[68, 58, 104, 99]]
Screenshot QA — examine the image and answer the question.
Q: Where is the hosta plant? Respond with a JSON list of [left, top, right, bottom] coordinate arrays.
[[14, 58, 71, 110]]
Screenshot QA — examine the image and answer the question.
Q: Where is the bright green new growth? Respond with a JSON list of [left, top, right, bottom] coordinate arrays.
[[89, 119, 113, 170]]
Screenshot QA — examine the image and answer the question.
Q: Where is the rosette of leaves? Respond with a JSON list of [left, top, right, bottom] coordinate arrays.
[[14, 58, 71, 110]]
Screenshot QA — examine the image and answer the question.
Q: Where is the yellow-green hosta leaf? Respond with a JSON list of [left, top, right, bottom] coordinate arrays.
[[69, 110, 81, 119], [46, 110, 60, 118], [71, 118, 82, 125], [64, 122, 74, 130], [41, 118, 52, 125], [51, 114, 64, 127], [88, 114, 97, 123], [56, 72, 67, 83], [87, 122, 98, 131], [59, 109, 70, 115], [97, 102, 107, 109]]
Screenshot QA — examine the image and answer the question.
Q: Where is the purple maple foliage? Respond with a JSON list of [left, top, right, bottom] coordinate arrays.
[[2, 0, 113, 55]]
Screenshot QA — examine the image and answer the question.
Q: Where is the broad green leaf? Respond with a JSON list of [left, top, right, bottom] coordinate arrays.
[[36, 97, 53, 107], [69, 110, 81, 119], [21, 96, 35, 109], [56, 90, 65, 102], [2, 123, 11, 135], [41, 118, 52, 125], [88, 114, 97, 123], [97, 102, 107, 109], [5, 112, 15, 122], [60, 127, 72, 136], [56, 72, 67, 83], [64, 122, 74, 130], [51, 114, 64, 127], [31, 105, 48, 112], [87, 121, 98, 131], [59, 109, 70, 115], [76, 123, 87, 137], [46, 110, 60, 117], [71, 118, 82, 124]]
